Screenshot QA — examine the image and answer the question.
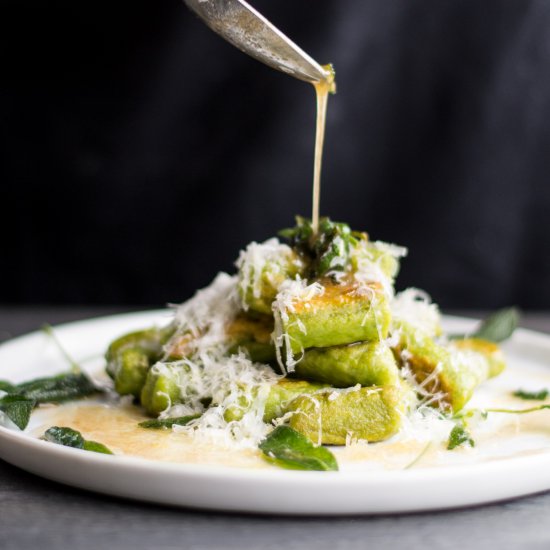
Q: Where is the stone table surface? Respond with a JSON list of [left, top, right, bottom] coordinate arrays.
[[1, 307, 550, 550]]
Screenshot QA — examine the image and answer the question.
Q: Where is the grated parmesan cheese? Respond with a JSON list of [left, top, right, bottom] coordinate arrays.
[[391, 288, 442, 337], [235, 238, 302, 312], [136, 225, 502, 454], [161, 273, 281, 448], [271, 278, 325, 372], [169, 351, 280, 449], [352, 240, 407, 297]]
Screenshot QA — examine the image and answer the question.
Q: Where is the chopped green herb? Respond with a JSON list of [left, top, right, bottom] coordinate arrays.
[[43, 426, 113, 454], [447, 424, 475, 450], [513, 389, 549, 401], [279, 216, 356, 278], [138, 414, 201, 429], [0, 395, 36, 430], [259, 425, 338, 471]]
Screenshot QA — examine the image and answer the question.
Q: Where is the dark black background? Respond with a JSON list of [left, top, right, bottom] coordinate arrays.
[[1, 0, 549, 308]]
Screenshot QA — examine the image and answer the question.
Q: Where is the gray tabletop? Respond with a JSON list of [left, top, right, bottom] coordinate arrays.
[[1, 307, 550, 550]]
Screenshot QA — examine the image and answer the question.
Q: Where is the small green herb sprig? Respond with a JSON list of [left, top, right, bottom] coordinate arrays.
[[447, 400, 550, 451], [447, 424, 475, 451]]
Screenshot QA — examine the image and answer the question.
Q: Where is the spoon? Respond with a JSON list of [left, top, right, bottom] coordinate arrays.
[[183, 0, 331, 84]]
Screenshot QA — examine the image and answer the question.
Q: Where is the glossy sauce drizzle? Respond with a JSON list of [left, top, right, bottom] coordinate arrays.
[[311, 65, 336, 233]]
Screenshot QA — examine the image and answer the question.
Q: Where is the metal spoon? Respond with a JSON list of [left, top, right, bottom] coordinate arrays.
[[183, 0, 331, 84]]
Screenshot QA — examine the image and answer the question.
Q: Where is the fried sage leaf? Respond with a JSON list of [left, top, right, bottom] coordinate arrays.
[[15, 372, 97, 404], [138, 414, 201, 429], [44, 426, 84, 447], [43, 426, 113, 454], [513, 388, 549, 401], [279, 216, 355, 278], [450, 308, 519, 343], [259, 425, 338, 471], [82, 441, 114, 454], [0, 380, 16, 393], [0, 395, 36, 430], [472, 308, 519, 343], [0, 373, 97, 431]]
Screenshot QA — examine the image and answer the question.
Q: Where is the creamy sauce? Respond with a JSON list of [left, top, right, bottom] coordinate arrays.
[[31, 401, 270, 469], [311, 66, 336, 233], [27, 386, 550, 472]]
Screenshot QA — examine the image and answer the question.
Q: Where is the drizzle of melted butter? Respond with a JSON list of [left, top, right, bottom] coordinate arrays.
[[311, 65, 336, 234]]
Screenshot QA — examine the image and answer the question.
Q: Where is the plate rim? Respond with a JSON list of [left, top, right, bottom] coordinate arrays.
[[1, 310, 550, 514]]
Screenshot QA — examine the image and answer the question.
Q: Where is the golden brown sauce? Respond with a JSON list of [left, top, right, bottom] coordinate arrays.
[[311, 66, 336, 234], [32, 402, 270, 469], [27, 385, 550, 472]]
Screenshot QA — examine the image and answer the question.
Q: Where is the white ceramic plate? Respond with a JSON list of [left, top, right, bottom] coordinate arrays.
[[1, 310, 550, 515]]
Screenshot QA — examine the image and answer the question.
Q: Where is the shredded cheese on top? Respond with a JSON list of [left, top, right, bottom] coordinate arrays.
[[145, 231, 492, 453], [169, 351, 279, 449], [235, 238, 301, 310], [391, 288, 442, 337], [271, 278, 325, 373], [371, 240, 408, 259], [161, 273, 280, 448], [352, 240, 407, 297]]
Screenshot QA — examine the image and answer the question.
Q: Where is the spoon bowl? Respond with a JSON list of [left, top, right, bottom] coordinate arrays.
[[183, 0, 330, 84]]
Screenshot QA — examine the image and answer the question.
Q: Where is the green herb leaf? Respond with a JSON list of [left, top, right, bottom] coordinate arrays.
[[44, 426, 85, 448], [447, 424, 475, 450], [472, 308, 519, 342], [138, 414, 201, 429], [259, 425, 338, 471], [43, 426, 113, 454], [279, 216, 355, 279], [314, 218, 353, 277], [0, 380, 16, 393], [0, 395, 36, 430], [83, 441, 114, 455], [15, 372, 97, 404], [0, 372, 97, 430], [450, 308, 519, 343], [513, 388, 549, 401]]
